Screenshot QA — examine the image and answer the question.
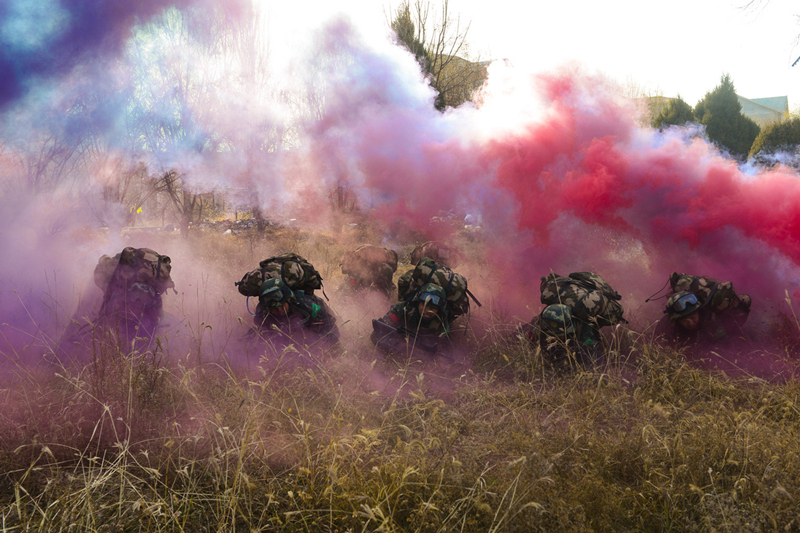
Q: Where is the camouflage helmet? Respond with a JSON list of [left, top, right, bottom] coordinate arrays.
[[259, 278, 294, 308], [540, 304, 576, 338], [665, 291, 701, 321], [415, 283, 447, 308]]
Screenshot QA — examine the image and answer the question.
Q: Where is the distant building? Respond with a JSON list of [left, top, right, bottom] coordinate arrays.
[[737, 95, 788, 127]]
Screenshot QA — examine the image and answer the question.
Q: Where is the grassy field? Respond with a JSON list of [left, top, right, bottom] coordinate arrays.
[[1, 227, 799, 532]]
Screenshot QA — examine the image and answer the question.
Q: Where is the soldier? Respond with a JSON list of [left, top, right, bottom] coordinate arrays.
[[523, 272, 625, 366], [371, 283, 449, 355], [409, 241, 459, 268], [252, 278, 339, 344], [58, 247, 175, 360], [95, 247, 175, 341], [371, 256, 476, 357], [656, 272, 751, 343], [339, 245, 398, 299]]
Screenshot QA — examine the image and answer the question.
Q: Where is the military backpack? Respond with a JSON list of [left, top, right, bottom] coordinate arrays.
[[397, 258, 473, 319], [237, 253, 324, 298], [540, 271, 625, 328], [94, 247, 175, 295], [341, 245, 398, 280], [668, 272, 749, 314]]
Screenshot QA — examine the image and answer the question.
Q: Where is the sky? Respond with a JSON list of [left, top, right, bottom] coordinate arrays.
[[2, 0, 796, 110], [465, 0, 800, 108], [299, 0, 800, 109]]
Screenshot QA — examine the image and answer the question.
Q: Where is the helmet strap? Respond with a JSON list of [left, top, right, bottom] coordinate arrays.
[[645, 278, 671, 303]]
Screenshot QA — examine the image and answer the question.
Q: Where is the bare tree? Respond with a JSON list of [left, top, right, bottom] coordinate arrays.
[[389, 0, 485, 110], [619, 77, 666, 127], [741, 1, 800, 64], [83, 158, 158, 229], [126, 4, 295, 229], [153, 170, 203, 237], [22, 135, 81, 193]]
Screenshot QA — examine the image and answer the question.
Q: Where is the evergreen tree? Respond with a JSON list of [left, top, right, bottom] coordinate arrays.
[[652, 96, 695, 129], [391, 4, 432, 77], [693, 74, 760, 158], [749, 116, 800, 164]]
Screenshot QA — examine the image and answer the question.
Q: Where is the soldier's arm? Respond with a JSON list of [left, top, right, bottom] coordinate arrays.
[[381, 303, 409, 326], [575, 321, 601, 348], [371, 315, 409, 354]]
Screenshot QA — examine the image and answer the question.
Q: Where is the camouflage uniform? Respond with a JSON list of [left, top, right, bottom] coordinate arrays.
[[371, 283, 449, 356], [254, 292, 339, 344], [396, 258, 470, 322], [669, 273, 751, 316], [381, 300, 446, 335], [237, 254, 324, 299], [251, 277, 338, 344], [656, 273, 751, 343], [539, 272, 625, 328], [103, 282, 164, 337], [527, 272, 625, 365], [521, 316, 602, 367]]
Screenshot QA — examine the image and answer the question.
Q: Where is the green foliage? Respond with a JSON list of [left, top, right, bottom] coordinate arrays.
[[652, 96, 695, 129], [694, 74, 761, 158], [391, 4, 433, 77], [749, 116, 800, 160]]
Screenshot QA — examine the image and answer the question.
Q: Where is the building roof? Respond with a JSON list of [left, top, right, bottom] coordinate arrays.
[[737, 95, 788, 127], [748, 96, 788, 113]]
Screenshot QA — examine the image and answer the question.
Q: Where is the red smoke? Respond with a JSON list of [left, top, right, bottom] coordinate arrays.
[[475, 69, 800, 318]]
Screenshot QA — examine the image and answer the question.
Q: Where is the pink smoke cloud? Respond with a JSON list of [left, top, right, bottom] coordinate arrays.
[[477, 67, 800, 321], [2, 10, 800, 366]]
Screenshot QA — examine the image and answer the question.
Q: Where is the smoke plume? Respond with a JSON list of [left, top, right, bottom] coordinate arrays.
[[1, 2, 799, 363]]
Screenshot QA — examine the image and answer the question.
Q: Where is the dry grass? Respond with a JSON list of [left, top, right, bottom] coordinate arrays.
[[2, 229, 800, 532]]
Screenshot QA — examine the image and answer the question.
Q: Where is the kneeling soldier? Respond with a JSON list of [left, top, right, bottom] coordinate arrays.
[[371, 283, 450, 356], [656, 272, 751, 343], [254, 278, 339, 344]]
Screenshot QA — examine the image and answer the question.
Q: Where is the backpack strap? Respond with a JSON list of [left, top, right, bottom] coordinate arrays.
[[465, 288, 483, 307], [699, 282, 720, 310], [422, 261, 439, 286], [404, 260, 439, 302], [571, 274, 621, 301], [97, 253, 125, 319], [444, 270, 455, 293], [441, 271, 458, 320], [279, 260, 289, 286]]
